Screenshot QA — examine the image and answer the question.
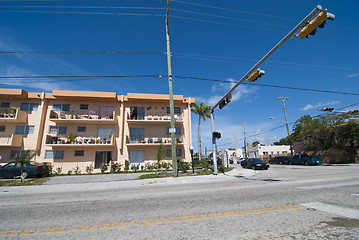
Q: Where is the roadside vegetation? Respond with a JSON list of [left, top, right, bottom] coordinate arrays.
[[275, 112, 359, 163], [0, 178, 48, 187]]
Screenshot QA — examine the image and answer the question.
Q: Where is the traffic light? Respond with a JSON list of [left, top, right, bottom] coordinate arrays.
[[320, 108, 334, 112], [247, 68, 265, 83], [213, 131, 221, 139], [218, 93, 232, 109], [297, 10, 335, 39]]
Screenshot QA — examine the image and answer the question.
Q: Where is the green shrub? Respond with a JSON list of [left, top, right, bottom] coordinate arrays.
[[131, 163, 140, 172], [199, 159, 210, 169], [111, 162, 122, 173], [124, 160, 129, 172], [100, 164, 108, 174], [178, 160, 190, 173], [86, 164, 94, 174], [73, 165, 81, 175], [56, 166, 62, 175]]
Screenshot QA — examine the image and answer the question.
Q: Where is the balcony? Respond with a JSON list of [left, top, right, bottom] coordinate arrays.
[[127, 114, 183, 124], [50, 110, 116, 124], [45, 135, 115, 147], [0, 134, 23, 147], [126, 136, 184, 146], [0, 108, 27, 123]]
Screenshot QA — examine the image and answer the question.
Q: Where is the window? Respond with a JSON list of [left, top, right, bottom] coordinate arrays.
[[129, 128, 144, 143], [129, 150, 144, 163], [166, 127, 182, 135], [74, 150, 84, 157], [49, 126, 67, 135], [95, 151, 112, 168], [166, 148, 182, 157], [0, 126, 5, 132], [1, 102, 10, 108], [99, 106, 115, 118], [97, 128, 113, 141], [15, 126, 34, 135], [166, 107, 181, 114], [53, 104, 70, 112], [130, 107, 144, 120], [77, 126, 86, 132], [20, 103, 38, 111], [45, 150, 64, 159], [11, 150, 30, 159], [80, 104, 89, 110]]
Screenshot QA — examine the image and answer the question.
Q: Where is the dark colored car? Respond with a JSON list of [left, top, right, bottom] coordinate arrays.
[[269, 156, 288, 164], [242, 158, 269, 170], [0, 162, 49, 179]]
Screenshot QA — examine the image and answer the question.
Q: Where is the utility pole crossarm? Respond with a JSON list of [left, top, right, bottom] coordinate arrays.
[[211, 5, 323, 112]]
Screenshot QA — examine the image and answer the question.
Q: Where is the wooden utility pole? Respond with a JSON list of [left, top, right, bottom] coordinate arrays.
[[165, 0, 177, 177], [277, 97, 293, 157]]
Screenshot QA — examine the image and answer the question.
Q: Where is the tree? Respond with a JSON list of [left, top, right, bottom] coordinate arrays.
[[335, 120, 359, 162], [14, 150, 38, 182], [156, 143, 166, 169], [191, 102, 211, 160], [283, 113, 358, 162]]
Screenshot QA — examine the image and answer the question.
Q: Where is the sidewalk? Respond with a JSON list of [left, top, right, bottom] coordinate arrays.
[[0, 166, 256, 195]]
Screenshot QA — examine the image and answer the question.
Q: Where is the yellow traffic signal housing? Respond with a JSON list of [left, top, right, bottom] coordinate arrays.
[[297, 11, 332, 39], [247, 69, 265, 82]]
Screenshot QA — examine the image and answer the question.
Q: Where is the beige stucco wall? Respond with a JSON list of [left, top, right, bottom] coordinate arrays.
[[0, 89, 194, 173]]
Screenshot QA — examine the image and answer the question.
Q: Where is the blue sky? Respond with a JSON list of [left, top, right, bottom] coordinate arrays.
[[0, 0, 358, 154]]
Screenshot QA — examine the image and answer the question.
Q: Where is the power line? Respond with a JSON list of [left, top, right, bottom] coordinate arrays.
[[0, 6, 166, 10], [218, 101, 359, 147], [171, 0, 296, 21], [172, 52, 358, 71], [170, 8, 289, 28], [0, 74, 163, 79], [1, 74, 358, 96], [172, 75, 359, 96], [0, 10, 165, 17], [0, 51, 165, 55], [170, 15, 286, 33]]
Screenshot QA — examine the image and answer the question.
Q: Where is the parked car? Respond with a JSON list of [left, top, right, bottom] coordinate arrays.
[[287, 154, 322, 166], [0, 162, 49, 179], [269, 156, 288, 164], [237, 158, 248, 164], [242, 158, 269, 170]]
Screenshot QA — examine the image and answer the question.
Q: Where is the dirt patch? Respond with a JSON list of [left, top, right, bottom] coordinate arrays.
[[324, 217, 359, 228]]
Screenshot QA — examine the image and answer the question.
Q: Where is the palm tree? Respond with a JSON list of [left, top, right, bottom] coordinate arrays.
[[14, 150, 38, 182], [191, 102, 211, 160]]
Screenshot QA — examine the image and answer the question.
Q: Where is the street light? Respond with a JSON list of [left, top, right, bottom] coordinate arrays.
[[190, 146, 194, 174]]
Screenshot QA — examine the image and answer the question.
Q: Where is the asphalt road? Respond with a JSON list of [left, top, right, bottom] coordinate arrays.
[[0, 164, 358, 239]]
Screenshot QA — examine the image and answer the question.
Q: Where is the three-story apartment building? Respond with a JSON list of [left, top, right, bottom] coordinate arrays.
[[0, 89, 194, 173]]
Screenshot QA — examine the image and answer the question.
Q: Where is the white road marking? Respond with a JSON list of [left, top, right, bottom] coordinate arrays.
[[298, 181, 359, 190], [302, 202, 359, 219]]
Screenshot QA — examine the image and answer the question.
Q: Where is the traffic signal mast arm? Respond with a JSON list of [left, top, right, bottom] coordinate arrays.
[[211, 5, 326, 112]]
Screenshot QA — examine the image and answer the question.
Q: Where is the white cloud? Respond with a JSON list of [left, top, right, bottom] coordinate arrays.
[[300, 101, 340, 111], [194, 78, 255, 106], [0, 32, 88, 91], [347, 73, 359, 78], [0, 65, 62, 91]]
